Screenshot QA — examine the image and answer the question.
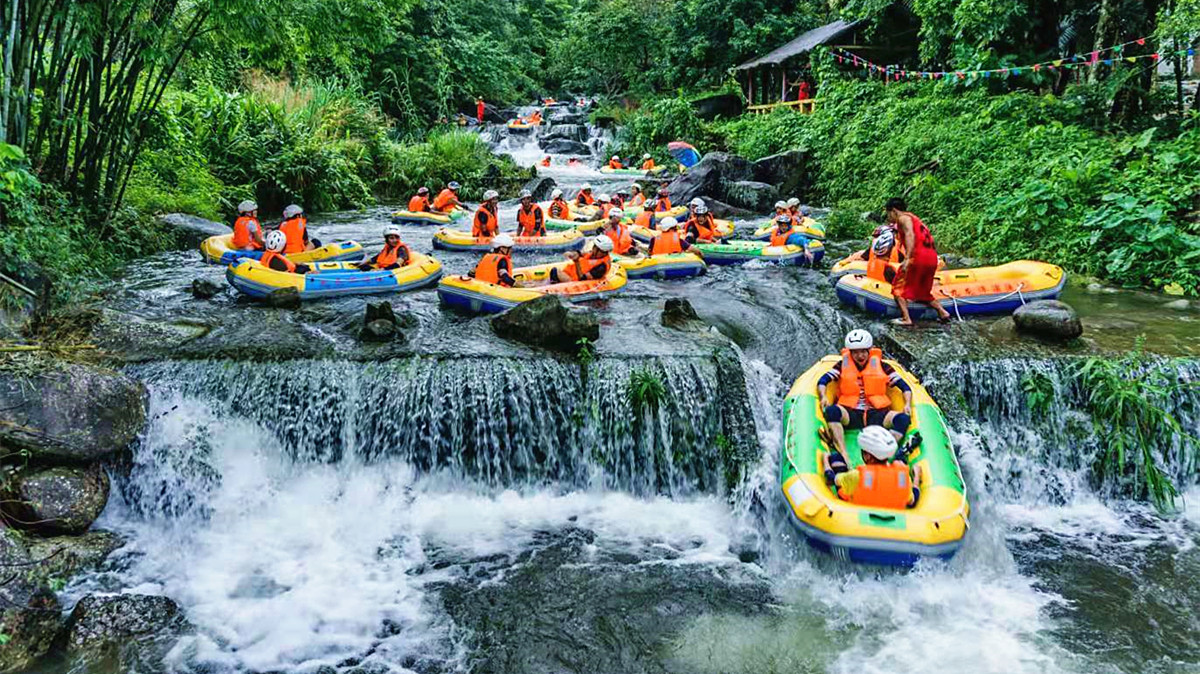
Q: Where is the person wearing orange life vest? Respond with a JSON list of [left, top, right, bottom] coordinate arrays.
[[515, 189, 546, 237], [551, 236, 613, 283], [685, 203, 718, 243], [601, 209, 634, 256], [471, 234, 517, 287], [768, 214, 797, 246], [278, 204, 319, 254], [634, 202, 657, 230], [817, 329, 912, 482], [596, 193, 613, 219], [607, 155, 624, 170], [231, 200, 264, 250], [653, 188, 672, 212], [472, 190, 501, 238], [548, 189, 572, 221], [865, 227, 902, 283], [540, 157, 552, 167], [830, 425, 923, 509], [259, 231, 312, 274], [575, 184, 595, 207], [612, 189, 627, 210], [647, 218, 695, 257], [358, 225, 411, 271], [640, 153, 655, 171], [627, 184, 646, 207], [432, 182, 464, 213], [407, 187, 432, 213]]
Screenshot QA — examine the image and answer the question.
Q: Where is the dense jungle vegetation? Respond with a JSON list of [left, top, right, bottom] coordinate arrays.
[[0, 0, 1197, 295]]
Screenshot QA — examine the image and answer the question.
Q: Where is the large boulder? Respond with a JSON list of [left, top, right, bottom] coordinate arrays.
[[723, 180, 779, 212], [491, 295, 600, 352], [538, 138, 591, 155], [664, 152, 754, 207], [1, 465, 109, 535], [691, 93, 744, 121], [752, 149, 809, 197], [0, 262, 51, 341], [27, 531, 125, 589], [547, 108, 588, 125], [0, 363, 147, 463], [541, 124, 588, 142], [61, 594, 190, 672], [1013, 300, 1083, 341], [157, 213, 229, 249], [704, 199, 756, 219], [521, 176, 557, 202], [0, 530, 61, 673], [661, 298, 706, 331]]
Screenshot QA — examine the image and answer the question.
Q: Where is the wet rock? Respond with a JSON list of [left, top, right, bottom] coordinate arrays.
[[540, 123, 588, 142], [691, 92, 743, 121], [190, 278, 222, 299], [538, 138, 591, 155], [89, 309, 211, 362], [61, 594, 190, 672], [665, 152, 754, 207], [0, 362, 147, 463], [0, 530, 61, 672], [723, 180, 779, 212], [752, 149, 809, 196], [364, 301, 397, 325], [940, 253, 981, 269], [0, 261, 51, 341], [27, 531, 125, 589], [495, 107, 522, 122], [1163, 299, 1190, 311], [1, 465, 110, 536], [265, 287, 301, 309], [661, 298, 705, 330], [158, 213, 229, 249], [704, 199, 756, 219], [521, 175, 557, 202], [1013, 300, 1083, 341], [361, 320, 397, 342], [491, 295, 600, 352], [547, 108, 587, 125]]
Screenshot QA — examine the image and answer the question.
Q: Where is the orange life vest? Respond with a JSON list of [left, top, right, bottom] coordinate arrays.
[[654, 197, 672, 212], [608, 159, 623, 170], [867, 239, 900, 282], [474, 253, 511, 284], [629, 194, 646, 207], [599, 203, 613, 219], [540, 158, 551, 167], [837, 347, 892, 410], [232, 216, 262, 250], [549, 198, 571, 220], [260, 250, 296, 273], [372, 242, 410, 269], [517, 204, 544, 237], [769, 225, 795, 247], [472, 205, 499, 237], [635, 210, 655, 229], [689, 214, 716, 242], [848, 463, 912, 509], [408, 195, 430, 212], [562, 253, 610, 281], [604, 224, 634, 255], [279, 216, 307, 254], [641, 159, 655, 170], [649, 230, 683, 256], [432, 189, 458, 212], [575, 192, 595, 206]]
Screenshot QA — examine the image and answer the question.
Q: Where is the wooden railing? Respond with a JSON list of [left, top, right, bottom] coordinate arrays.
[[747, 99, 818, 115]]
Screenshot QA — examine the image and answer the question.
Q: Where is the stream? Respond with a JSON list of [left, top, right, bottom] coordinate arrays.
[[63, 122, 1200, 674]]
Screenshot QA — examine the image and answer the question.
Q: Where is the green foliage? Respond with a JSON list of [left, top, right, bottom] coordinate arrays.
[[576, 337, 595, 368], [383, 131, 524, 201], [612, 98, 719, 162], [628, 367, 667, 416], [1021, 370, 1055, 416]]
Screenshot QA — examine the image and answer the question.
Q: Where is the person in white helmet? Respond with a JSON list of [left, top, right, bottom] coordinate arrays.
[[817, 329, 912, 481], [548, 188, 571, 221], [359, 225, 411, 271], [640, 153, 655, 171], [614, 187, 629, 209], [260, 230, 311, 274], [601, 208, 634, 255], [653, 186, 672, 213], [646, 217, 694, 256], [552, 236, 613, 282], [407, 186, 432, 213], [828, 425, 922, 508], [575, 184, 595, 207], [278, 204, 318, 253], [232, 200, 263, 250], [627, 184, 645, 207], [433, 181, 464, 213], [472, 233, 517, 287], [685, 203, 718, 243], [607, 155, 624, 170], [516, 189, 546, 237], [472, 190, 501, 238], [596, 193, 613, 219]]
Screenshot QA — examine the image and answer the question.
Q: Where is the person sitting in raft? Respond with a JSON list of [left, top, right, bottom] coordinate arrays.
[[472, 190, 501, 238], [602, 209, 635, 256], [647, 218, 695, 256], [548, 188, 572, 220], [550, 236, 613, 283], [612, 189, 628, 210], [279, 204, 319, 254], [772, 200, 789, 221], [516, 189, 546, 237], [432, 181, 465, 213], [634, 202, 657, 230], [685, 203, 718, 243], [540, 156, 552, 167], [358, 225, 411, 271], [818, 329, 912, 483], [470, 234, 517, 287], [608, 155, 624, 170], [575, 184, 595, 206], [596, 193, 613, 219], [628, 184, 646, 207], [828, 425, 922, 509], [231, 200, 264, 251], [260, 231, 311, 274], [407, 187, 432, 212], [640, 153, 655, 170], [653, 187, 673, 212]]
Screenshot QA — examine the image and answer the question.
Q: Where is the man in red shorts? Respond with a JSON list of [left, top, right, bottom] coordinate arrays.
[[884, 197, 951, 325]]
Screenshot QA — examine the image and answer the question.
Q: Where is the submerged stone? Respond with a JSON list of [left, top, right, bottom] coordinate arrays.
[[265, 287, 301, 309], [490, 295, 599, 352], [1013, 299, 1083, 341], [191, 278, 222, 299]]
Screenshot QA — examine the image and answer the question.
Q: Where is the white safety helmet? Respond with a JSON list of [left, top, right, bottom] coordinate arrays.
[[873, 229, 895, 256], [519, 189, 532, 199], [787, 197, 801, 208], [598, 193, 610, 202], [695, 205, 709, 215], [237, 200, 258, 214], [581, 183, 592, 191], [608, 208, 624, 220], [774, 201, 788, 210], [643, 153, 651, 159], [483, 189, 499, 201], [845, 329, 873, 350], [448, 181, 461, 190], [616, 188, 630, 196], [659, 217, 679, 230], [492, 233, 515, 248], [689, 197, 704, 207], [592, 236, 614, 252], [265, 230, 287, 252], [551, 188, 563, 199], [859, 425, 898, 461], [417, 186, 430, 194], [283, 204, 304, 218], [612, 155, 620, 160], [383, 224, 402, 238]]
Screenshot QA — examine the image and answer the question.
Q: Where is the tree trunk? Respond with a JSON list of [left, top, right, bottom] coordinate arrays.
[[1089, 0, 1117, 83], [1, 0, 19, 144]]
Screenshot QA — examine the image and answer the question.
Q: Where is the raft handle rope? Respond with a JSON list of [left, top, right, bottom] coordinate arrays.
[[938, 282, 1026, 322]]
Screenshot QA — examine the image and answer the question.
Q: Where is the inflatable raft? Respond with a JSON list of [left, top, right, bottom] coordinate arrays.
[[225, 253, 443, 300], [547, 217, 605, 234], [437, 261, 627, 313], [431, 228, 585, 253], [506, 119, 539, 131], [628, 218, 735, 244], [200, 234, 364, 266], [780, 355, 969, 566], [693, 239, 825, 266], [829, 254, 946, 280], [835, 260, 1066, 318], [390, 208, 465, 226], [750, 217, 826, 241], [599, 166, 668, 177], [615, 252, 706, 280]]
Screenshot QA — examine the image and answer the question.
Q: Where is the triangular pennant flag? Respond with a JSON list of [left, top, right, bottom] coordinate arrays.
[[983, 71, 991, 78], [1103, 59, 1113, 65], [1013, 68, 1021, 75], [1125, 57, 1136, 63], [1033, 63, 1042, 71], [1152, 53, 1160, 61], [1137, 38, 1146, 46], [1053, 59, 1063, 66], [1114, 45, 1123, 53], [1089, 51, 1099, 64]]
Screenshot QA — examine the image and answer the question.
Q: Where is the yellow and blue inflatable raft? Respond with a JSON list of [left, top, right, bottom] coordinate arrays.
[[432, 228, 585, 253], [437, 261, 627, 314], [226, 254, 443, 300], [390, 208, 465, 226], [751, 217, 825, 241], [614, 252, 706, 280], [200, 234, 363, 266]]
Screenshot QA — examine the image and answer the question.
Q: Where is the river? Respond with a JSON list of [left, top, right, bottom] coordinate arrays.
[[62, 124, 1200, 674]]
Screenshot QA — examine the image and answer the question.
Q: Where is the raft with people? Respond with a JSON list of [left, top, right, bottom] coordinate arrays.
[[432, 228, 585, 253], [226, 254, 443, 300], [693, 239, 825, 266], [829, 254, 946, 280], [200, 234, 364, 266], [437, 260, 627, 313], [750, 217, 825, 241], [614, 252, 706, 280], [389, 208, 466, 226], [599, 166, 667, 177], [628, 218, 734, 244], [780, 341, 969, 567], [836, 260, 1066, 319]]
